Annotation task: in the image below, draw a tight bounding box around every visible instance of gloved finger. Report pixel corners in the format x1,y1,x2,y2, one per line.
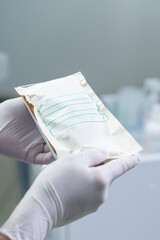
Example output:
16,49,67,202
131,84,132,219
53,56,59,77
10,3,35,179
34,151,55,164
43,143,51,153
71,148,109,167
96,154,140,183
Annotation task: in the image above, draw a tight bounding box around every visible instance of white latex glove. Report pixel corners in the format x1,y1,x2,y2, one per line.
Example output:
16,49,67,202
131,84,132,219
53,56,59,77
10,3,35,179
0,98,54,164
0,149,140,240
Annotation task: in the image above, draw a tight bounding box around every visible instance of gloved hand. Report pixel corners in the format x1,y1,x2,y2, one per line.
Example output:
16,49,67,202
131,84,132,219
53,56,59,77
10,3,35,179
0,149,140,240
0,98,54,164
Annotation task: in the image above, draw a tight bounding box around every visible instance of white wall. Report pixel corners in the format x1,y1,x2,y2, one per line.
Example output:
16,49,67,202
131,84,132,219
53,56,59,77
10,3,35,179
0,0,160,96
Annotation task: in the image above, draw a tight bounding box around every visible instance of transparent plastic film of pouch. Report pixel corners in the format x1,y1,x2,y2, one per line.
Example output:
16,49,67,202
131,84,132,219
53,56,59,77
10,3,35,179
15,72,142,160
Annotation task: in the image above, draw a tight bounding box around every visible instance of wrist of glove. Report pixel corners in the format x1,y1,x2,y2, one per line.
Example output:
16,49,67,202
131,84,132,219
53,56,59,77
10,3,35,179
0,149,140,240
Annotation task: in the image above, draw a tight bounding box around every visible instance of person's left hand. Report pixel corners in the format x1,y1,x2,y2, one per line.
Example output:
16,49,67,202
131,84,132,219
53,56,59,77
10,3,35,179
0,98,54,164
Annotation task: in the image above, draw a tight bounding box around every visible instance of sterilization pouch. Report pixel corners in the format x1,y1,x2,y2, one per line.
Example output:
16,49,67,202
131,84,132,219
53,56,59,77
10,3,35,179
15,72,142,161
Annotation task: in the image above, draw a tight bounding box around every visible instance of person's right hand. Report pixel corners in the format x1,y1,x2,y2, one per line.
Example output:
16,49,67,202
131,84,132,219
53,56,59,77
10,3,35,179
0,149,140,240
0,98,54,164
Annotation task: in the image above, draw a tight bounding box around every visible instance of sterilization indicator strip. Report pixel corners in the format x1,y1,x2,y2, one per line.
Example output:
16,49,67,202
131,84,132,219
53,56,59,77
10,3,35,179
44,108,98,126
40,98,90,115
50,118,109,138
50,112,108,131
38,91,86,111
42,102,95,121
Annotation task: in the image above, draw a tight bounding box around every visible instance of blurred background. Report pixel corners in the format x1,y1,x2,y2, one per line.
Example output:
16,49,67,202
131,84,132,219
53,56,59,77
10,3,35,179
0,0,160,239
